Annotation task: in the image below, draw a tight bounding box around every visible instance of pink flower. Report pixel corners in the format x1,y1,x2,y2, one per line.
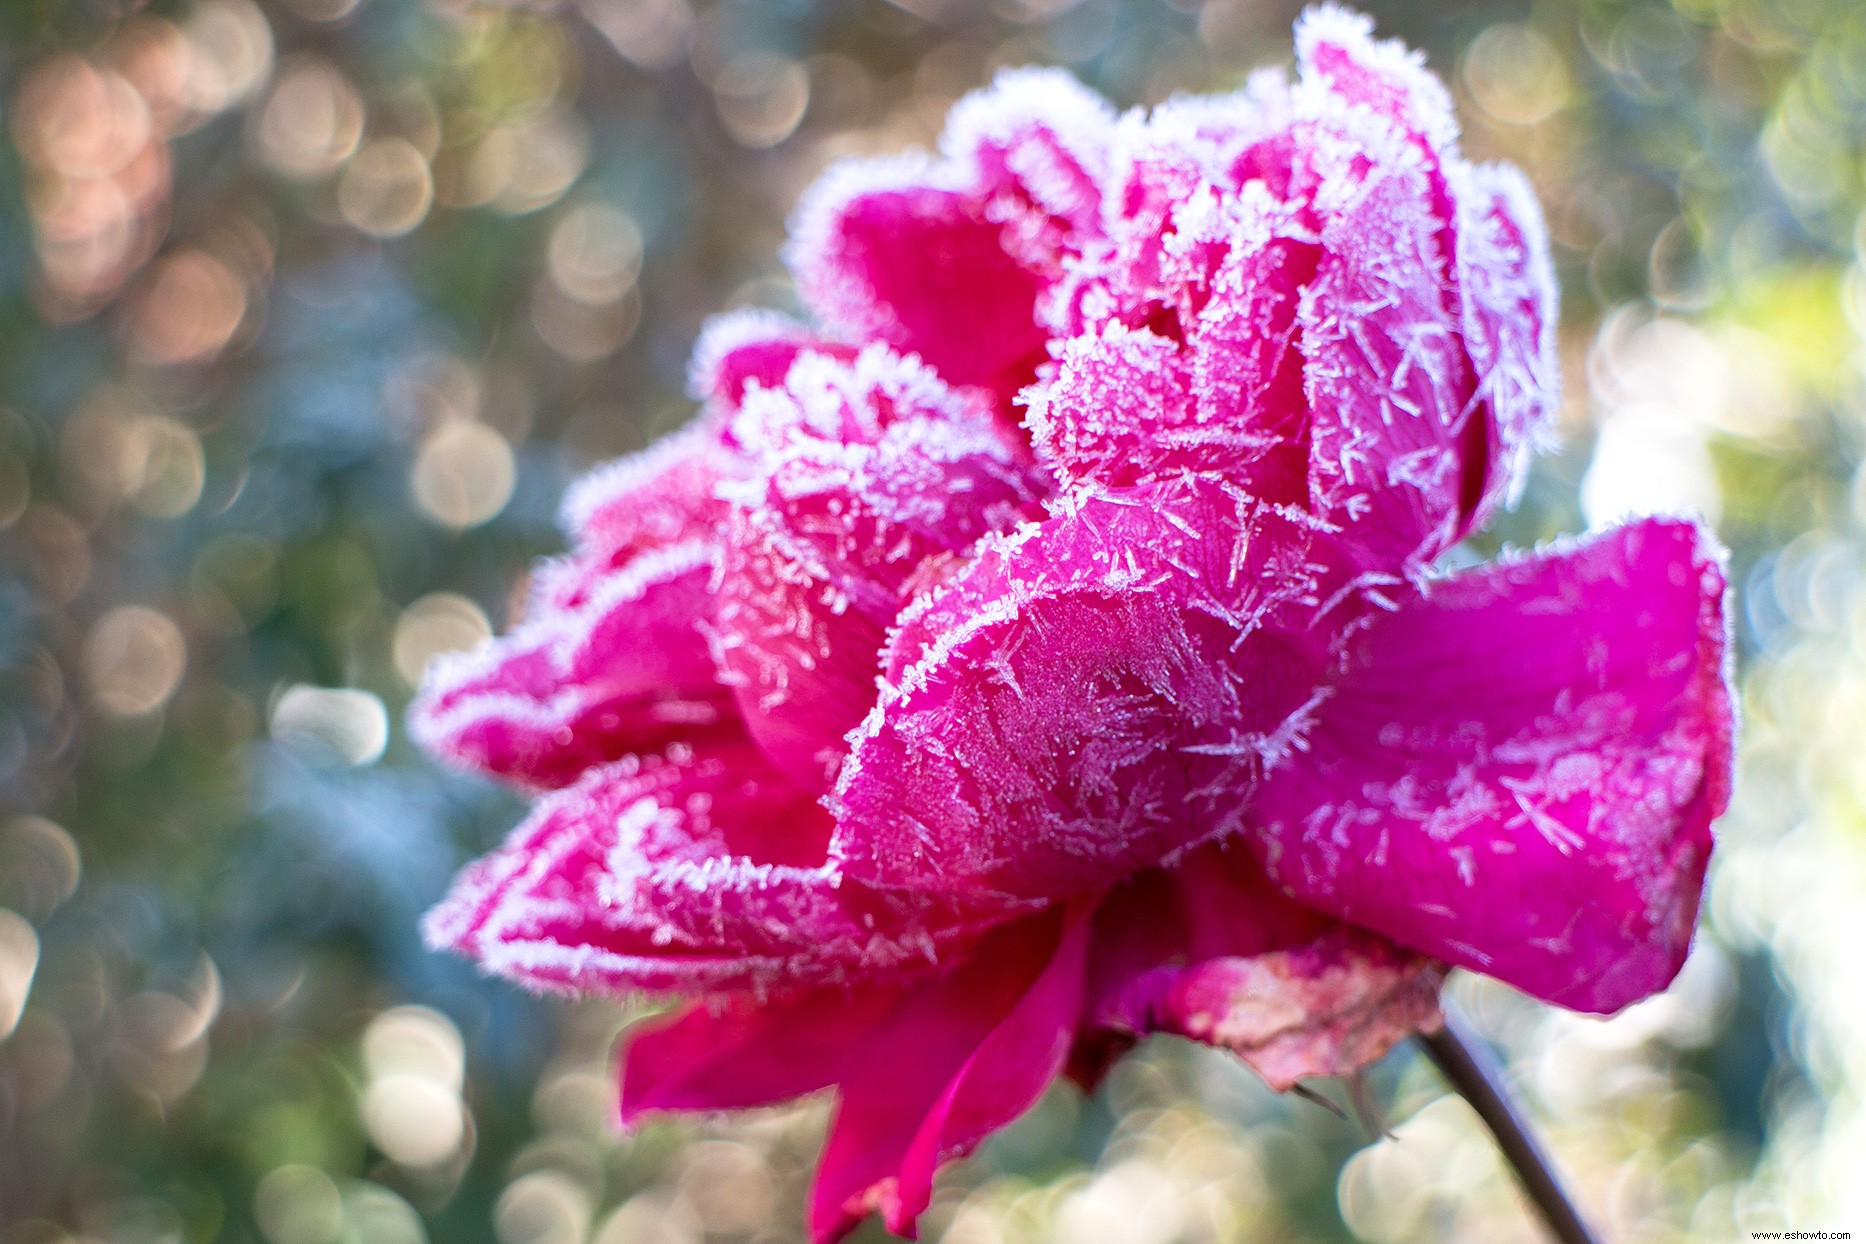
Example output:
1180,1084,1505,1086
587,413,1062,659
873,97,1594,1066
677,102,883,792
413,9,1734,1241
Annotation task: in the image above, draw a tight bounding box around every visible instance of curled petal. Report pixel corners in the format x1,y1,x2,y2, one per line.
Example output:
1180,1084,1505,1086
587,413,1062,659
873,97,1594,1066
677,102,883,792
1249,518,1732,1014
787,70,1113,401
716,348,1046,788
624,905,1094,1244
1292,110,1479,570
1451,161,1560,521
940,67,1112,246
409,540,726,790
557,403,737,560
1296,3,1559,535
810,903,1093,1243
685,307,856,414
415,415,739,789
1028,211,1317,507
1084,841,1443,1091
423,735,1015,994
1040,76,1295,340
1294,4,1458,152
834,483,1342,900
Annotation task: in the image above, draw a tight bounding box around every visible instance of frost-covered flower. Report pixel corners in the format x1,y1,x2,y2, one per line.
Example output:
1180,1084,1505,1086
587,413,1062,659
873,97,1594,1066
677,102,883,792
413,9,1734,1241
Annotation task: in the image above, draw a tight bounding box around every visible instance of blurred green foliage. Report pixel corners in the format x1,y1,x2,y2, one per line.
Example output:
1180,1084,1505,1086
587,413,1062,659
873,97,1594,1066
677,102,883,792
1,0,1864,1242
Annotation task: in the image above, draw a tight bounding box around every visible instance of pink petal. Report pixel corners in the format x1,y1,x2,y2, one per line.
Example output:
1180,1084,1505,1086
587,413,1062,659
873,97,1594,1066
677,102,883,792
1294,5,1457,151
1295,5,1558,538
1028,216,1318,507
833,482,1346,900
1291,111,1479,571
619,985,903,1121
1450,161,1560,523
423,735,1017,994
787,70,1113,403
557,403,735,562
1084,841,1443,1091
1032,15,1555,571
940,68,1112,244
414,418,738,789
1248,518,1733,1014
409,540,727,790
809,903,1093,1243
685,307,856,414
715,348,1046,789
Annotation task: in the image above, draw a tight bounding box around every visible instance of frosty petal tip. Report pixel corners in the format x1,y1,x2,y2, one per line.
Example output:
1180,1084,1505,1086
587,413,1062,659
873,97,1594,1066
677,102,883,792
1295,3,1459,152
555,418,722,539
687,307,808,392
782,151,954,336
939,64,1116,216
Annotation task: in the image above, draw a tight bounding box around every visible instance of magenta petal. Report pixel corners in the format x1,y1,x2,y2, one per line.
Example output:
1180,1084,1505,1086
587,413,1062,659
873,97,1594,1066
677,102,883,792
716,348,1046,789
1032,9,1555,570
808,903,1092,1243
1029,219,1319,505
685,307,856,414
1294,6,1458,151
1450,160,1559,523
413,419,736,789
790,162,1049,403
940,68,1112,247
408,542,726,790
1084,842,1443,1091
619,985,901,1122
1293,5,1559,540
1025,321,1196,491
1292,114,1477,570
556,415,733,566
1250,518,1733,1014
423,735,1014,994
787,70,1113,402
834,483,1342,900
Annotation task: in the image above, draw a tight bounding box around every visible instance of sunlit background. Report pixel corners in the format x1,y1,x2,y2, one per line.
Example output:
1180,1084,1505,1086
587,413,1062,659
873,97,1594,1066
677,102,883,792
0,0,1862,1241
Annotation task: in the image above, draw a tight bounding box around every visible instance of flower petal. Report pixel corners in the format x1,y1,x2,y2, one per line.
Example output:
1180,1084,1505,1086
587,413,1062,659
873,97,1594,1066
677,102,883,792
557,401,736,561
423,735,1016,994
808,903,1093,1243
1083,841,1443,1091
940,67,1112,246
414,418,736,789
716,348,1046,789
409,539,726,790
1295,5,1559,534
833,482,1344,900
1294,5,1457,151
684,307,856,413
619,985,903,1121
787,69,1113,402
1249,517,1732,1013
1031,11,1556,571
1450,160,1560,521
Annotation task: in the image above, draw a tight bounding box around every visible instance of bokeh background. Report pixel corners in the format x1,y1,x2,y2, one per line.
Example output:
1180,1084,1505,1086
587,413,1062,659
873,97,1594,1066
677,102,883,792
1,0,1862,1240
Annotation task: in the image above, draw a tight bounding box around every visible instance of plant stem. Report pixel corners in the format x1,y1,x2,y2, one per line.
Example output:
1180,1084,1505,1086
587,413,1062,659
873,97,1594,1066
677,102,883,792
1417,1001,1606,1244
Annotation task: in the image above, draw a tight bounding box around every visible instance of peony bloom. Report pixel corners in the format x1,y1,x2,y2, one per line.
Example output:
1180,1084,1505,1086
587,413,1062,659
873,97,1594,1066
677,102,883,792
413,8,1734,1241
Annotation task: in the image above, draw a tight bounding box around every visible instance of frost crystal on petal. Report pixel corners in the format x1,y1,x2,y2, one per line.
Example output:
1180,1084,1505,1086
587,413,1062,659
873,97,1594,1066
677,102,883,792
834,481,1347,899
410,420,733,789
715,346,1048,789
425,735,1017,995
1248,518,1732,1013
1030,5,1557,572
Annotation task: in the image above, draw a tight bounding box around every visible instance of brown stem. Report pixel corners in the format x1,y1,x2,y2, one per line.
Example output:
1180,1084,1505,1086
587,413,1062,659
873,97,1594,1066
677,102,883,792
1417,1001,1606,1244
